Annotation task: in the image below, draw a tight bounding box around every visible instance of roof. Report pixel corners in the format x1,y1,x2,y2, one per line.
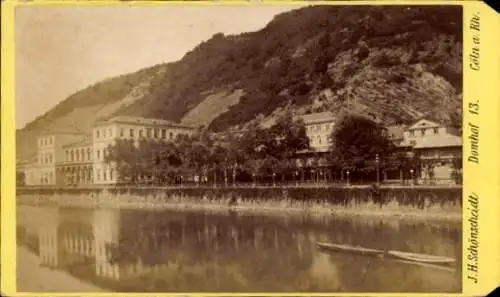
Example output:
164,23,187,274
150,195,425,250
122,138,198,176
38,129,89,136
401,133,462,149
261,111,336,128
407,118,441,130
95,116,196,130
62,138,94,149
301,112,336,125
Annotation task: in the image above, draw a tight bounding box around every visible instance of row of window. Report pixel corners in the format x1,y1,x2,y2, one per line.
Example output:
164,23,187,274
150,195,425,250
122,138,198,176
119,127,177,140
306,123,333,133
38,137,53,147
65,148,112,162
96,127,182,140
95,168,114,182
39,153,54,165
409,127,440,137
309,135,332,146
39,171,54,184
95,128,114,139
65,148,93,163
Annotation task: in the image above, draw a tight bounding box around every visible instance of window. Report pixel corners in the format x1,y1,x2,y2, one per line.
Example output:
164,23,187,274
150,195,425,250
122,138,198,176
48,154,53,164
87,149,91,161
108,128,112,137
120,128,125,137
433,127,439,134
318,136,322,144
139,129,143,138
103,171,107,181
96,130,100,138
70,150,75,162
154,128,159,138
96,170,101,181
110,169,114,181
81,149,85,161
66,150,69,162
410,130,415,136
76,150,80,161
169,132,173,140
103,129,107,138
97,150,101,160
49,137,52,145
39,139,43,147
130,128,134,138
161,129,166,139
147,128,152,138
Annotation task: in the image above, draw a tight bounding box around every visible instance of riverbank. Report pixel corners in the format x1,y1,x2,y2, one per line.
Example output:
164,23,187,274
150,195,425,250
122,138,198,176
16,185,462,221
16,245,105,292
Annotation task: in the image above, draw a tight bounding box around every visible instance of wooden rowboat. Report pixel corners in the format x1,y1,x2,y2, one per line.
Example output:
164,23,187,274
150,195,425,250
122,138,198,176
386,250,456,265
316,242,384,257
316,242,456,266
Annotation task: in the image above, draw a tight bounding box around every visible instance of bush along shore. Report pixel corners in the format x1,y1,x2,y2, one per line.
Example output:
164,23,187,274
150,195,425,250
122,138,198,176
16,186,462,221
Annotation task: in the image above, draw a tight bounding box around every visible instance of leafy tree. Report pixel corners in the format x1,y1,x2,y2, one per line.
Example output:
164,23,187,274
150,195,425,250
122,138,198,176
105,139,138,182
329,113,395,172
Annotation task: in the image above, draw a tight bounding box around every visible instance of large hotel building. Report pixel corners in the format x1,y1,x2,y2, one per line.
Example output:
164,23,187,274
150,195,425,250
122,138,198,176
20,116,196,186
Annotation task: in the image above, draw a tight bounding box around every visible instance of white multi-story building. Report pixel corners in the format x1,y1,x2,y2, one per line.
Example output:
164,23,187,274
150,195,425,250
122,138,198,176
301,111,336,152
92,116,196,184
23,131,89,186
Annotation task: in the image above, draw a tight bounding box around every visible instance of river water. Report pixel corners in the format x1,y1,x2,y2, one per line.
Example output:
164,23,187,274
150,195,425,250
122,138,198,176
16,204,461,292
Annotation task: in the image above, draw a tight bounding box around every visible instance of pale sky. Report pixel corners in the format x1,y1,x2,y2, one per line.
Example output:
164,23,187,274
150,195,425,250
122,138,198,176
15,4,304,129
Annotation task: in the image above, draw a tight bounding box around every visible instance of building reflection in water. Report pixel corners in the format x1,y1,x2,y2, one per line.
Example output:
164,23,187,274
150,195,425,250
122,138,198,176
18,204,461,292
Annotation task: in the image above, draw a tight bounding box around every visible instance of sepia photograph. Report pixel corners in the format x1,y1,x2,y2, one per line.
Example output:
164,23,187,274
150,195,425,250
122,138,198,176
13,3,463,293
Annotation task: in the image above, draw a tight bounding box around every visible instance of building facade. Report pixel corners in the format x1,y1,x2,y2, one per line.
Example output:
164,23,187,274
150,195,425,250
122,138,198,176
57,139,94,186
92,116,196,184
301,111,336,153
397,119,462,184
23,131,89,186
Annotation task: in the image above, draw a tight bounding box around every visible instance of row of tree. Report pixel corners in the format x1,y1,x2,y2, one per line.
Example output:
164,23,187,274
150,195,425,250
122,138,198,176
104,111,461,185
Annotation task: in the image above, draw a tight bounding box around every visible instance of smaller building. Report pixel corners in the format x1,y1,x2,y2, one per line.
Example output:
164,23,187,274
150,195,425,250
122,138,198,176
301,111,336,153
398,119,462,184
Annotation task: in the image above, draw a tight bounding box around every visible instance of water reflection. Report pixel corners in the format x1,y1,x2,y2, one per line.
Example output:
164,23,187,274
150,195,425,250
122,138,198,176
17,204,461,292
